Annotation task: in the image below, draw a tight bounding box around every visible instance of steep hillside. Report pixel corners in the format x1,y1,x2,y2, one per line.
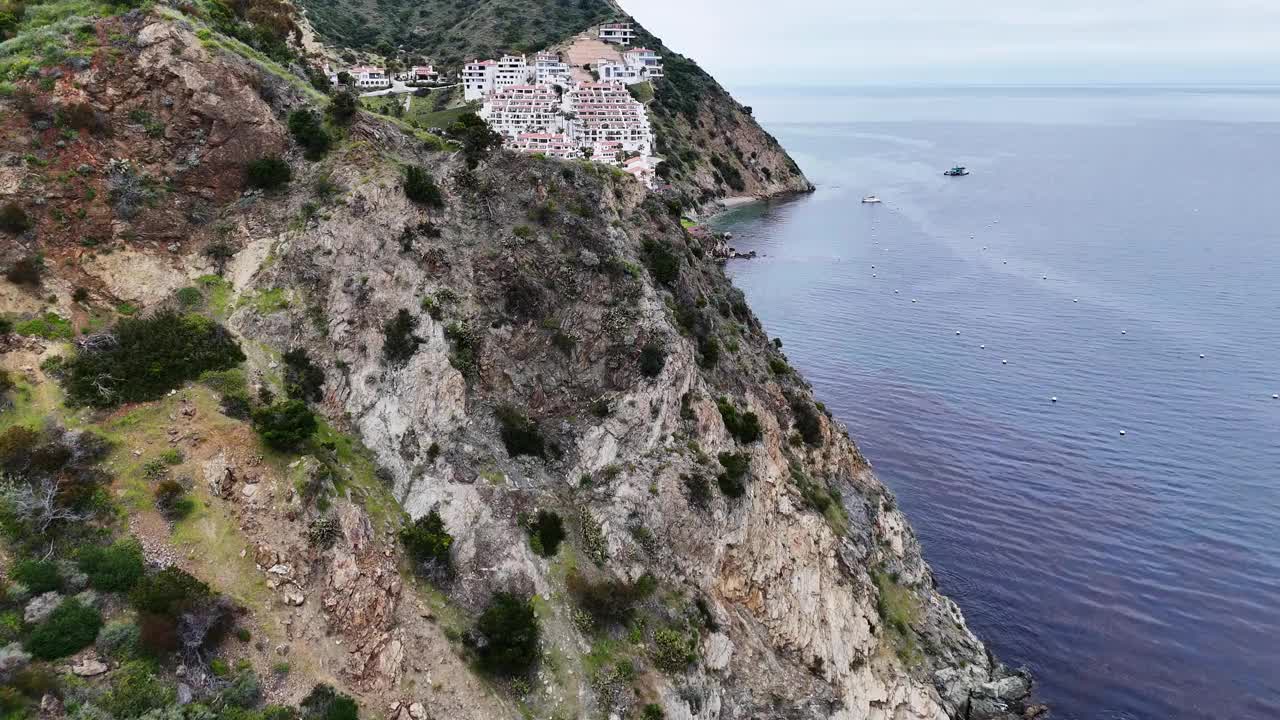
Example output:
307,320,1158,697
297,0,614,65
295,0,813,208
2,3,1039,720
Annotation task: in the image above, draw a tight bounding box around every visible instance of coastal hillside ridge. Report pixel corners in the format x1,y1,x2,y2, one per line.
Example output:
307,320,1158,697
0,2,1037,720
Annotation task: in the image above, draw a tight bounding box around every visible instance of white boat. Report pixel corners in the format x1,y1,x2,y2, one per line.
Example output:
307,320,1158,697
862,195,882,204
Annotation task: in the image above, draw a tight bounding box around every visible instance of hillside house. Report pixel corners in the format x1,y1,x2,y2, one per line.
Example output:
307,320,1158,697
623,48,663,78
408,65,438,83
599,22,635,45
566,81,652,153
348,65,389,88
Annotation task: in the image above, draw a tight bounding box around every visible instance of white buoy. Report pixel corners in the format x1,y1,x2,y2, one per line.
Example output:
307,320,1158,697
894,290,900,294
1003,260,1008,265
982,246,988,250
1042,275,1048,280
1073,299,1079,303
1272,394,1278,399
1122,330,1128,335
1120,430,1127,436
911,299,918,303
956,331,961,335
1002,359,1008,365
873,273,878,278
980,344,986,349
1199,354,1205,359
1051,396,1058,403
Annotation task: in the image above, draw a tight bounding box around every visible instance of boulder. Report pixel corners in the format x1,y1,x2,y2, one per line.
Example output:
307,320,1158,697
0,643,32,675
204,453,235,498
72,658,109,677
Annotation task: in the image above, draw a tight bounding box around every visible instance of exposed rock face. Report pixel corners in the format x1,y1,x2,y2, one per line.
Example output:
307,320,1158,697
24,592,63,625
224,132,1033,718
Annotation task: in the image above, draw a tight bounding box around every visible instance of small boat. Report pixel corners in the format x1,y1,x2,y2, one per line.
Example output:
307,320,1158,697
944,166,970,177
862,195,882,204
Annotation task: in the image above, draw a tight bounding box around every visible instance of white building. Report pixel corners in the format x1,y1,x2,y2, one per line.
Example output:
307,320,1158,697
480,85,563,138
623,48,663,78
534,51,571,87
462,60,498,101
408,65,438,83
566,81,652,154
598,22,635,45
510,132,578,160
348,65,389,89
494,54,534,91
597,58,643,85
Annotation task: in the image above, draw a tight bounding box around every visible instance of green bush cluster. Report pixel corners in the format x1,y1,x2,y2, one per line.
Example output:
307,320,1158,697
716,397,762,444
301,684,358,720
398,510,453,575
246,156,292,190
78,538,145,592
154,479,195,520
403,165,444,207
103,660,175,718
10,558,61,593
565,569,655,626
638,340,666,378
288,109,332,160
641,239,680,286
495,404,545,458
382,309,421,366
652,627,699,672
252,400,318,452
283,348,325,402
525,509,564,557
716,452,750,498
62,312,245,408
472,592,540,677
789,395,823,446
4,255,43,286
0,202,32,234
25,598,102,659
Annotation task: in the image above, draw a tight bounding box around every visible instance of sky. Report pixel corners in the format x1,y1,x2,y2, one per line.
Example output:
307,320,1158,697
619,0,1280,86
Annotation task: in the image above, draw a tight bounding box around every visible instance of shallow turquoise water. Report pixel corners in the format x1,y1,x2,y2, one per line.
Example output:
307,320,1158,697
715,86,1280,720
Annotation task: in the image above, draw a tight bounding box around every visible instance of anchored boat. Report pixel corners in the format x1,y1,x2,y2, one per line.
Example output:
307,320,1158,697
944,166,970,177
862,195,882,204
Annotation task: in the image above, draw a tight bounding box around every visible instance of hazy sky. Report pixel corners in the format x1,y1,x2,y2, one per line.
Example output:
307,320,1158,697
620,0,1280,85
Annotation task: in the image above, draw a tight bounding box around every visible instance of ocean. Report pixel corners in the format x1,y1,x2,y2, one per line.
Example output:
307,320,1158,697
711,86,1280,720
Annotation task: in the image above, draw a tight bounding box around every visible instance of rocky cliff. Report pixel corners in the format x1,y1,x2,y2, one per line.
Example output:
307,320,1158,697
1,4,1037,720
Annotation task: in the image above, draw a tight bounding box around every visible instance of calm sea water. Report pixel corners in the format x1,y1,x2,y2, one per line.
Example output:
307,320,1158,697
713,86,1280,720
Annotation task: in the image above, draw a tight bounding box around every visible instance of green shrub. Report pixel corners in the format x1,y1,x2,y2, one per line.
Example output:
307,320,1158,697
790,396,823,446
154,479,194,520
399,510,452,575
473,592,540,677
245,156,291,190
301,684,358,720
102,661,174,718
642,704,664,720
641,239,680,286
97,621,142,660
176,286,203,306
10,558,62,593
403,165,443,207
283,348,325,402
652,627,698,672
526,510,564,557
447,113,501,167
495,404,544,458
769,357,790,376
382,309,421,366
61,312,244,408
78,539,145,592
683,473,713,508
25,598,102,659
252,400,318,452
14,312,73,339
0,202,32,234
129,566,211,617
717,452,749,498
716,397,761,444
565,569,654,626
219,667,262,709
288,109,333,159
327,92,358,126
639,340,666,378
5,256,44,286
307,516,341,549
697,335,720,369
